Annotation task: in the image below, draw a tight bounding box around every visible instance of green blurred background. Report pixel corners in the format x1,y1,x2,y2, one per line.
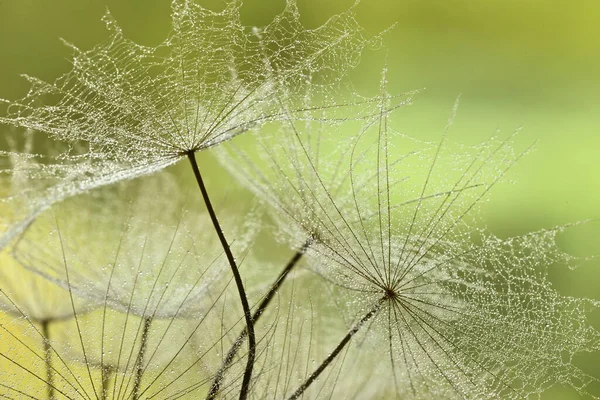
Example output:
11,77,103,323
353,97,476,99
0,0,598,398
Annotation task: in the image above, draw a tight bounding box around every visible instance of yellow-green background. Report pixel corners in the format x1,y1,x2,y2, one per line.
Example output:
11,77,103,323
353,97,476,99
0,0,598,398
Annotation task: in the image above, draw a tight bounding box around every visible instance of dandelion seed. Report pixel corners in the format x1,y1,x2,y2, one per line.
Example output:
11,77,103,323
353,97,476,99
0,0,379,248
0,251,92,324
0,251,96,400
219,89,600,398
1,170,273,399
0,284,252,399
12,170,256,320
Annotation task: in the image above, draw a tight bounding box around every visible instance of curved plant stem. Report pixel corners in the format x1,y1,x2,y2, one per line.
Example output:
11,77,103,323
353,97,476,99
132,316,152,400
187,151,255,400
287,298,384,400
41,319,54,400
206,238,312,399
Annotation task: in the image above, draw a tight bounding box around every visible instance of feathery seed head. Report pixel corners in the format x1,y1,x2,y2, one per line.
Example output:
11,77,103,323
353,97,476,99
218,96,600,398
0,0,378,249
12,170,256,319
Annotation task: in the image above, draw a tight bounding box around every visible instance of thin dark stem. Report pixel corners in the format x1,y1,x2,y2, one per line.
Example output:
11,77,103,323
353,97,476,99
206,238,312,400
100,365,115,400
287,298,384,400
41,319,54,400
187,151,255,400
132,317,152,400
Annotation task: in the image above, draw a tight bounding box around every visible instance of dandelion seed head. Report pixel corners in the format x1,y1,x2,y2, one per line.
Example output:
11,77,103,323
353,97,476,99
12,170,258,319
0,0,378,249
0,249,93,322
1,168,267,399
219,98,600,399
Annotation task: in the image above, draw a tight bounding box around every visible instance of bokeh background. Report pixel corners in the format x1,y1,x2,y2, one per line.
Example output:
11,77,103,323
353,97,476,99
0,0,598,398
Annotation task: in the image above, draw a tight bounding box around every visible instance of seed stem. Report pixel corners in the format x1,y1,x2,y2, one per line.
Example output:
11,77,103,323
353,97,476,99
187,151,255,400
100,364,115,400
206,238,312,399
41,319,54,400
132,316,152,400
287,298,384,400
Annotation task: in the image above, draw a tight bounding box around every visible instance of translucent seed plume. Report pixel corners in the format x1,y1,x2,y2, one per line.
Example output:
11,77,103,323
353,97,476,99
0,0,380,249
218,95,600,399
